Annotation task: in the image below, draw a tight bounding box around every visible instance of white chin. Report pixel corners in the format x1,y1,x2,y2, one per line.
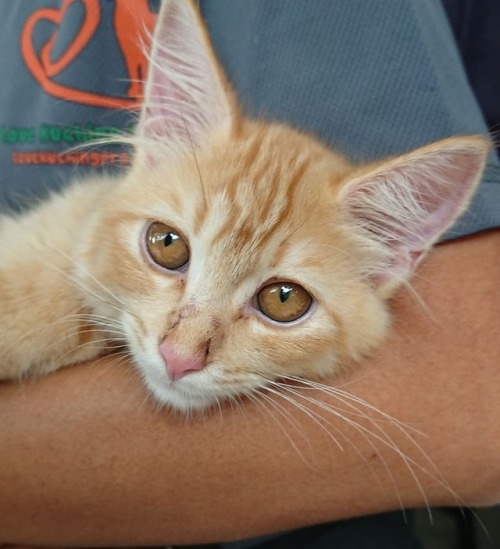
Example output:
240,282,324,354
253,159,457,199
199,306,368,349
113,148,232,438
140,368,220,412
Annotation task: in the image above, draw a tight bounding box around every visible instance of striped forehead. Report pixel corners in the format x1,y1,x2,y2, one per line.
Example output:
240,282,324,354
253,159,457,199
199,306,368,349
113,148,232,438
202,145,311,264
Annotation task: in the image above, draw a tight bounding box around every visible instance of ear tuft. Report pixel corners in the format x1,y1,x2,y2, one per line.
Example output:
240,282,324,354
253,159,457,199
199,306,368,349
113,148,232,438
137,0,234,150
338,136,489,292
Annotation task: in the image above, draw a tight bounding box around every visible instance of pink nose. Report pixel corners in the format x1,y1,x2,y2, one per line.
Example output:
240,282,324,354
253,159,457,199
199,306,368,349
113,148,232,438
159,341,205,381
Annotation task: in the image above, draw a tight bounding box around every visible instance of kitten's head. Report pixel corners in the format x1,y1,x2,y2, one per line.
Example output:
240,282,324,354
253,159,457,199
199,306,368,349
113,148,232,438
79,0,488,411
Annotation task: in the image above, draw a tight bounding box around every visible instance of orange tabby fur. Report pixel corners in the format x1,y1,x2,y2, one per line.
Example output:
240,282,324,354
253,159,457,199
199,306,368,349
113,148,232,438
0,0,488,411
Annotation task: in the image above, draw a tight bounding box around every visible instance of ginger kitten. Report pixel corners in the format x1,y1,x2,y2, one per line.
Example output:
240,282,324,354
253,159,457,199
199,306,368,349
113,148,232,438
0,0,488,412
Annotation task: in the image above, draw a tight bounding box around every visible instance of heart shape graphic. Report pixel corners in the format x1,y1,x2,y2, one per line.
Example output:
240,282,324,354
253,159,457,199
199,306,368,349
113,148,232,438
21,0,139,109
38,0,100,78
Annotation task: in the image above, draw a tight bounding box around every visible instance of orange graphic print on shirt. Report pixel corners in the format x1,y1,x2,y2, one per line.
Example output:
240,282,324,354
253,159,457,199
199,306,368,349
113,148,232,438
21,0,157,109
115,1,157,99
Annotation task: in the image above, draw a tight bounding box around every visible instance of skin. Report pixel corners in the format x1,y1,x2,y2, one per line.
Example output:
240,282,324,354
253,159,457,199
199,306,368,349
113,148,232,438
0,230,499,547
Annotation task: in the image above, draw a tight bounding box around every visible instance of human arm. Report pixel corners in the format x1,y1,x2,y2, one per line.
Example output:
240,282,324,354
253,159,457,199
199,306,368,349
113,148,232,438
0,229,498,547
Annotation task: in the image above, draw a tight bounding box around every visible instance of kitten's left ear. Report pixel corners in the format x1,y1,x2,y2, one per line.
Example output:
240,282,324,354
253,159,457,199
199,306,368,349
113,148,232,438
137,0,235,150
338,136,489,294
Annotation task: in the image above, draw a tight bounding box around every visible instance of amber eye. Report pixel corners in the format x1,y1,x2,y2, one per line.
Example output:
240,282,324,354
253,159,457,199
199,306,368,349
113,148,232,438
146,222,189,270
257,282,312,323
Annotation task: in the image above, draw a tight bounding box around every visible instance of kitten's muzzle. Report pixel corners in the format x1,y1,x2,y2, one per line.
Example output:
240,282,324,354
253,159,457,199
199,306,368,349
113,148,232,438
159,339,206,381
160,302,219,380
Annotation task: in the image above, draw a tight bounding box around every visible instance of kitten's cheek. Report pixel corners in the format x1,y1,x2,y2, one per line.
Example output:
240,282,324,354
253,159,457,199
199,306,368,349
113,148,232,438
120,320,165,381
130,344,170,390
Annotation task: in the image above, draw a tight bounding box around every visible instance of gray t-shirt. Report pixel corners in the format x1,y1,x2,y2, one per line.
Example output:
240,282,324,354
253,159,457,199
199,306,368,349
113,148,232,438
0,0,499,241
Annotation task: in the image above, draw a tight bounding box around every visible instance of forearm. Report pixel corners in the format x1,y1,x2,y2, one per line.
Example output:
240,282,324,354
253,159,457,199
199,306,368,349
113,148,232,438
0,230,499,546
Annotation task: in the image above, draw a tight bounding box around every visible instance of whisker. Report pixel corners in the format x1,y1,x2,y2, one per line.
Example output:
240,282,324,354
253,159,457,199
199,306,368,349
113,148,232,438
41,243,136,319
273,376,468,520
263,384,344,452
282,376,425,436
270,381,405,513
46,243,130,310
253,391,313,467
304,382,452,495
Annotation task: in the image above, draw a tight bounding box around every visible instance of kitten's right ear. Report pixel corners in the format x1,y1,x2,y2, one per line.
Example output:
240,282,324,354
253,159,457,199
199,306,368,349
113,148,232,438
137,0,235,152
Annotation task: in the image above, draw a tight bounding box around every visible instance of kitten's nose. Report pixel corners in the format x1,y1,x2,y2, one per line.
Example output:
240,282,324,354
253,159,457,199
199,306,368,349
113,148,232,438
159,341,205,381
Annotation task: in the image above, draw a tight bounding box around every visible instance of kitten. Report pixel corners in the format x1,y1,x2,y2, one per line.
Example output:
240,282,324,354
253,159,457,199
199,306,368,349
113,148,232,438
0,0,488,412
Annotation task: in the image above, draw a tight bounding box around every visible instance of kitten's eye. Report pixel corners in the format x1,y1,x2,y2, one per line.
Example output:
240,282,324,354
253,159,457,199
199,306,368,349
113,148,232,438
257,282,312,323
146,222,189,270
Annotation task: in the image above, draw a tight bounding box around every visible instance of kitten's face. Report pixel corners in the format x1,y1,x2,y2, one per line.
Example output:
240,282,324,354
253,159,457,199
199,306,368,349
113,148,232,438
79,122,389,411
76,0,486,412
